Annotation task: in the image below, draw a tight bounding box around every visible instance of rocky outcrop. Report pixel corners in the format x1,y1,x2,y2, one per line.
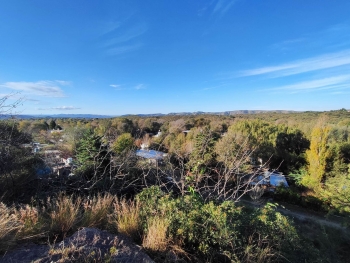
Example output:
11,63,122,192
0,228,154,263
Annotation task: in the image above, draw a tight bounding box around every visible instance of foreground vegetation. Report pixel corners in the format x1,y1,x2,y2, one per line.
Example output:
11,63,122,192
1,187,349,262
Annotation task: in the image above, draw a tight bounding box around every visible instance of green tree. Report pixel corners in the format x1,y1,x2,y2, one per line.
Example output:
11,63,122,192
49,119,57,130
273,130,310,174
215,130,252,172
187,127,217,173
112,133,134,154
75,130,109,177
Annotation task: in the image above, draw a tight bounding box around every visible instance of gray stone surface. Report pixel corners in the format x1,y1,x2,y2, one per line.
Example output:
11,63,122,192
0,228,154,263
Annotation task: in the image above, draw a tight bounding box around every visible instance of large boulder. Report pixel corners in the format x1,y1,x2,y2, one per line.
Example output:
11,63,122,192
0,228,154,263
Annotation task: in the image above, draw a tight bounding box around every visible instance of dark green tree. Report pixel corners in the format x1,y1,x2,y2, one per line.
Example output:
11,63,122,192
273,130,310,174
75,130,110,178
49,119,57,130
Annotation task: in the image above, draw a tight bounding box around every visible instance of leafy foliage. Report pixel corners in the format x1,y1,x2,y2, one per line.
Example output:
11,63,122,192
112,133,134,154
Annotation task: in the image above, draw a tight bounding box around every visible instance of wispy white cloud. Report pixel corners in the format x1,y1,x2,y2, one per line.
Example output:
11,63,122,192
101,19,147,56
270,38,306,52
110,83,146,91
269,75,350,93
330,91,350,95
104,24,147,47
106,44,142,56
213,0,237,15
38,106,80,110
134,84,146,90
239,49,350,77
100,21,121,36
25,98,40,102
110,84,126,90
0,80,69,97
52,106,80,110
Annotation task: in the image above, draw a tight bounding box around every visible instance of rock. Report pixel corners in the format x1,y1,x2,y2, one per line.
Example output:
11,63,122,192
0,228,154,263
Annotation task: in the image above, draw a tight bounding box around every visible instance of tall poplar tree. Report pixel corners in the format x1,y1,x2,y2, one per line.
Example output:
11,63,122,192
302,124,331,189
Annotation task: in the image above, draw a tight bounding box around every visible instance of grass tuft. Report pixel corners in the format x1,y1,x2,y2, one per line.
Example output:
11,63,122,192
0,202,22,253
81,193,115,229
111,199,141,241
142,216,169,252
48,193,82,237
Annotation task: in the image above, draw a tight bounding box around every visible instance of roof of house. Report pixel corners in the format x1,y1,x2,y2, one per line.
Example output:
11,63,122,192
136,149,166,160
250,172,289,187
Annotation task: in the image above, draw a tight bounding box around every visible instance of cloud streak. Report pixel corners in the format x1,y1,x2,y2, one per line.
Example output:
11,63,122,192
101,20,147,56
134,84,146,90
0,80,69,97
106,44,142,56
213,0,237,15
269,75,350,93
110,83,146,91
240,49,350,77
38,106,80,110
52,106,80,110
104,24,147,47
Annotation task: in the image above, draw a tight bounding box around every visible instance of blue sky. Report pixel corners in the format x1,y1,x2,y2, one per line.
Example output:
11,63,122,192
1,0,350,115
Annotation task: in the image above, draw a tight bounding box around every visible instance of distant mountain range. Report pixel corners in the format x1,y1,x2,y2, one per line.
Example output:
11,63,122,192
124,110,301,117
0,114,114,119
0,110,302,119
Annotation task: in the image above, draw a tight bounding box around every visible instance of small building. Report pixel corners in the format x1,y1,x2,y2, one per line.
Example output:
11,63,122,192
154,130,162,138
250,171,289,192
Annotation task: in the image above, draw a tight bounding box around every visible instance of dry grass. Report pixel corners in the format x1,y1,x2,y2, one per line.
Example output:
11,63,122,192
111,199,141,241
14,204,43,239
142,216,169,252
48,242,117,262
81,193,115,229
0,202,22,253
48,193,82,237
241,235,275,263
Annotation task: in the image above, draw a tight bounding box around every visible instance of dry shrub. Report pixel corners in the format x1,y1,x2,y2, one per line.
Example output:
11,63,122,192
111,199,141,241
15,204,42,239
48,193,82,237
81,193,115,228
142,216,169,252
0,202,22,253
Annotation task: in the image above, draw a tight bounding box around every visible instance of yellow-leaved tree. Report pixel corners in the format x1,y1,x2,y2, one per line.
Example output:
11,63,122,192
302,122,331,190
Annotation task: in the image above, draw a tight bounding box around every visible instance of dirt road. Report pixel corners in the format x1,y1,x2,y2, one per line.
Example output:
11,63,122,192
238,198,349,231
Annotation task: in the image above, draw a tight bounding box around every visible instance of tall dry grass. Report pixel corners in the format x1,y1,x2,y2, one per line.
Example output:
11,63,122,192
111,199,141,241
142,216,169,252
15,204,44,239
81,193,116,229
48,193,82,237
0,202,22,253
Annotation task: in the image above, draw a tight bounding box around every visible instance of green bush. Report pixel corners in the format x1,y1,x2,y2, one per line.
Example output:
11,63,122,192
135,186,314,262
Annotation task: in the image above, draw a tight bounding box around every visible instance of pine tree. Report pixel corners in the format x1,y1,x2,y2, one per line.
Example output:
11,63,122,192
75,130,109,177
